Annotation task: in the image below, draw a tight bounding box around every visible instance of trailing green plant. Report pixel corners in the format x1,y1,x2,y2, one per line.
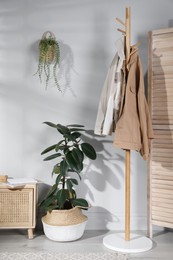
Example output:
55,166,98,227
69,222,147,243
34,31,61,91
40,122,97,212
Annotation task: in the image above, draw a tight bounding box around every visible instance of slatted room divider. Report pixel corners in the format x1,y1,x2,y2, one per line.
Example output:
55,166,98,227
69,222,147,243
148,28,173,237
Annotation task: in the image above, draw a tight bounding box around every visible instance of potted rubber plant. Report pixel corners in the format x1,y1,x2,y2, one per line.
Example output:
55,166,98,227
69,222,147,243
34,31,61,91
40,122,97,241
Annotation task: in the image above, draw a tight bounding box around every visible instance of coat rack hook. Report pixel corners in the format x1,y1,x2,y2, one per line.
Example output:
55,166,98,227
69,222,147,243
116,17,126,26
117,28,126,35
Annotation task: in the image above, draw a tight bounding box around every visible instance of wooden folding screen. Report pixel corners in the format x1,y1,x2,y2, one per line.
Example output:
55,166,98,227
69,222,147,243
148,28,173,238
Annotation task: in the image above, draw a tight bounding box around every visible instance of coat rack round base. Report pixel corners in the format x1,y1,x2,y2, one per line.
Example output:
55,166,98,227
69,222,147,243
103,233,153,253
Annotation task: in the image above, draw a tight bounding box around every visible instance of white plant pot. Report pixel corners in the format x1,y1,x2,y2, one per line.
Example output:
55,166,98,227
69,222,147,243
41,207,88,242
42,219,87,242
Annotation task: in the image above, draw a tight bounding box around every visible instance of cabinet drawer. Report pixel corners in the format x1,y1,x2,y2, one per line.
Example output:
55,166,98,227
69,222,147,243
0,188,33,227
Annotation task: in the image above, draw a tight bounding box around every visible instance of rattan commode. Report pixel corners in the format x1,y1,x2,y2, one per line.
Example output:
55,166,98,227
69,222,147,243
0,183,37,239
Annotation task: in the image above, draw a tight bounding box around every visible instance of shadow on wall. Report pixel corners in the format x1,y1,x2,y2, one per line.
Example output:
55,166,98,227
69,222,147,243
58,40,75,96
169,19,173,27
151,49,172,170
137,35,148,96
36,182,51,230
140,30,172,171
31,39,75,95
84,206,120,231
76,129,125,202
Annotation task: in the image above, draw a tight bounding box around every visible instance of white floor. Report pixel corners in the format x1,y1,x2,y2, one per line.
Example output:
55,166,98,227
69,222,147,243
0,229,173,259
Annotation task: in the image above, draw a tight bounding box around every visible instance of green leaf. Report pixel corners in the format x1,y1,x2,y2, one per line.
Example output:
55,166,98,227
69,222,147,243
60,160,69,176
67,124,84,128
52,164,60,175
45,184,57,198
55,140,65,152
74,147,84,163
56,124,70,135
69,128,85,132
69,178,78,185
71,198,89,209
64,133,78,142
43,121,57,128
41,144,56,155
56,189,69,209
43,153,61,161
66,150,83,173
63,147,70,155
72,132,81,139
81,143,96,160
46,204,59,211
66,151,78,171
66,179,73,192
56,173,63,185
58,145,67,150
75,172,82,181
69,189,76,199
39,195,57,211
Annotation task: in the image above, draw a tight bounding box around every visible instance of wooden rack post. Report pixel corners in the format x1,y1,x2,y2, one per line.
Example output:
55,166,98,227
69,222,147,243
116,7,131,241
125,7,131,242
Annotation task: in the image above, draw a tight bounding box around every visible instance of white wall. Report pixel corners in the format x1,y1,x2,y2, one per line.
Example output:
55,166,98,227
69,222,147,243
0,0,173,230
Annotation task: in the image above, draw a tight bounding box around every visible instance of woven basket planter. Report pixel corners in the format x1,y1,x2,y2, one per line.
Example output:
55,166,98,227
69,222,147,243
42,207,88,241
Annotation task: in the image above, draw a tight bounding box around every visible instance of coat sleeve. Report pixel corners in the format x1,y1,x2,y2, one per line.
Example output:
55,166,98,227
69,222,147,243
94,54,118,135
137,57,154,160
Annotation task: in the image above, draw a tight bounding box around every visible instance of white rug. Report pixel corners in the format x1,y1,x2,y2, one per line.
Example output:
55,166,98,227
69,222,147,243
0,251,129,260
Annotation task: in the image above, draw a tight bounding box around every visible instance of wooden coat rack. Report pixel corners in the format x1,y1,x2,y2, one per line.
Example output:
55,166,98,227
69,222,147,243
103,7,153,253
116,6,131,242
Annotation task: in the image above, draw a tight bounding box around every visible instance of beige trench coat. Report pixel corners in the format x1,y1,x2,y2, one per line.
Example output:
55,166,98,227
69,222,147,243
114,47,153,160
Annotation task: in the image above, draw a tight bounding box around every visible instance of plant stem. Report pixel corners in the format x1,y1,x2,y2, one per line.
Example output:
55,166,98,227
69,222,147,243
62,176,65,189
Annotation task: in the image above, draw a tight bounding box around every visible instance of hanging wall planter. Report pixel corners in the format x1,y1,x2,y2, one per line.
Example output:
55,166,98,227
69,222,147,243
35,31,61,91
